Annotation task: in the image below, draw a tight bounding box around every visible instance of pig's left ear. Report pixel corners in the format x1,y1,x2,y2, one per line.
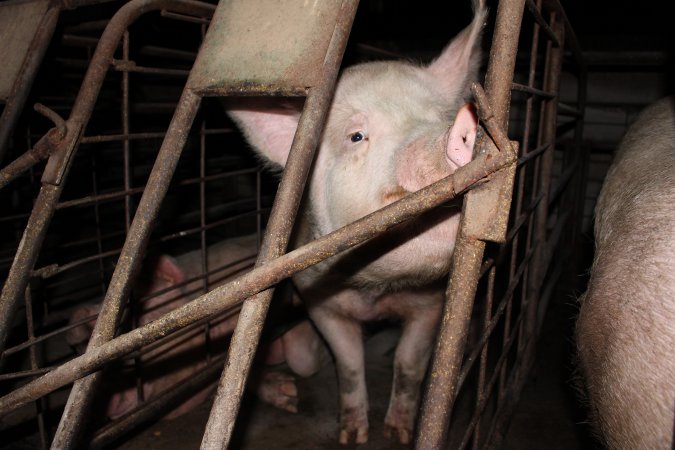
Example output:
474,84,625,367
426,0,487,100
226,99,302,168
447,103,478,167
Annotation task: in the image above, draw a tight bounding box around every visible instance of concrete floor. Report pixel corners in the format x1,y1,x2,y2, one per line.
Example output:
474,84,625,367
0,284,597,450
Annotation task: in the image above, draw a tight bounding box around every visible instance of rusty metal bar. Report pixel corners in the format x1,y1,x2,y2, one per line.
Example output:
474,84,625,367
0,0,216,356
23,288,49,449
0,104,66,190
524,0,560,48
199,2,360,448
0,2,60,163
416,0,526,447
511,82,555,99
525,14,564,344
0,138,515,417
51,89,202,448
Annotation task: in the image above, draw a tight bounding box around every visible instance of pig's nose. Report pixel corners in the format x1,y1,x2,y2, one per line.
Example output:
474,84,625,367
446,141,473,168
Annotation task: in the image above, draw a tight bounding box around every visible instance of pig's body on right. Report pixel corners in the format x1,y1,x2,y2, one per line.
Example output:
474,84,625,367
576,97,675,450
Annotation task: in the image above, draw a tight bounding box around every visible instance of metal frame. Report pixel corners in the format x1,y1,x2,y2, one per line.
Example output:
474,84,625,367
0,0,586,448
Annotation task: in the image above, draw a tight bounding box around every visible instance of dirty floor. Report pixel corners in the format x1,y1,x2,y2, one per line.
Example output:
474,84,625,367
109,294,595,450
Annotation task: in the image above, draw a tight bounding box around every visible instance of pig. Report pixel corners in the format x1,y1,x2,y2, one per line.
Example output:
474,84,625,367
226,0,487,444
575,97,675,450
67,234,329,420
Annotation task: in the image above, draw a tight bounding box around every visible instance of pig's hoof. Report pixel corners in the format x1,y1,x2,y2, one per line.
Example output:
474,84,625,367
338,408,369,445
338,426,368,445
383,423,412,444
254,369,298,413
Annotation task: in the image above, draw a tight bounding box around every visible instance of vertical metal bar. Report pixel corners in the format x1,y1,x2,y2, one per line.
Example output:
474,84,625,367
0,3,60,163
470,266,496,449
525,14,564,342
51,87,202,449
24,288,49,450
0,0,215,356
199,2,359,448
416,0,526,447
122,31,133,233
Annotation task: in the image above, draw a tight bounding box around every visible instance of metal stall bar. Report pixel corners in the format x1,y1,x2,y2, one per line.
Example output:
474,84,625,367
199,4,359,448
0,0,215,355
416,0,525,447
0,1,214,447
0,136,516,416
525,13,565,350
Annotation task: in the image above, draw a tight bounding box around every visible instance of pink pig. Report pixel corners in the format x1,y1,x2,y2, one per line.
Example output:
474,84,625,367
67,234,328,420
576,97,675,450
226,0,486,444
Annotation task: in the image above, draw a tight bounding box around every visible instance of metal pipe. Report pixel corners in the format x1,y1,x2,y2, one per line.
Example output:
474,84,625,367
51,88,202,449
200,2,359,447
416,0,526,446
0,143,516,417
526,15,564,341
0,0,216,355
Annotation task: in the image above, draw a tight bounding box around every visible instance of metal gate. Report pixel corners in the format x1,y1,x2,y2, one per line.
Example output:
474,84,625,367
0,0,586,448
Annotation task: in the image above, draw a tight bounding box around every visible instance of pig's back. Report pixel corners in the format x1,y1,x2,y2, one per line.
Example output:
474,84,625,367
576,97,675,450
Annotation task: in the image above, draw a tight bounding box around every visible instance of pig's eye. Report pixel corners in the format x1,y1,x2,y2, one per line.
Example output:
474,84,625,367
349,131,367,143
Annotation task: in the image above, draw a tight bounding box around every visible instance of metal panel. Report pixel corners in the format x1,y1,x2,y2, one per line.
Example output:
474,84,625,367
0,0,50,101
188,0,347,96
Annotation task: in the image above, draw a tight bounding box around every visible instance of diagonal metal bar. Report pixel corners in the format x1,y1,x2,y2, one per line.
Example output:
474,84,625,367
0,142,516,418
199,2,360,447
416,0,526,447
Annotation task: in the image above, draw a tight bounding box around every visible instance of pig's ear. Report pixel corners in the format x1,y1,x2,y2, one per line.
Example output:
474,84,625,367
226,99,302,168
154,255,186,286
446,103,478,167
427,0,487,100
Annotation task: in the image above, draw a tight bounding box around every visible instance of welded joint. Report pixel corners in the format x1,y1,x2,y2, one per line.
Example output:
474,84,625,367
471,82,518,159
41,120,83,186
0,105,70,190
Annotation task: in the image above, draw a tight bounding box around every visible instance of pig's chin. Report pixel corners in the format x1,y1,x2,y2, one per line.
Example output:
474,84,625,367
339,205,462,289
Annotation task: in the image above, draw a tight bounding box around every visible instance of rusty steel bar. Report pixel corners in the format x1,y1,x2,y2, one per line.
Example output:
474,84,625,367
0,140,516,417
416,0,526,447
526,14,564,343
0,103,66,189
0,0,216,356
199,2,360,448
0,3,60,164
23,288,49,449
471,266,496,449
51,89,202,448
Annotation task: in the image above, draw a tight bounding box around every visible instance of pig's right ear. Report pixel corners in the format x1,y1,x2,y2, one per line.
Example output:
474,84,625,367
226,99,302,168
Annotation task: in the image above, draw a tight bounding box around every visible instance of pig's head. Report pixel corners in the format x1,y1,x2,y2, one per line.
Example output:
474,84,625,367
229,1,486,286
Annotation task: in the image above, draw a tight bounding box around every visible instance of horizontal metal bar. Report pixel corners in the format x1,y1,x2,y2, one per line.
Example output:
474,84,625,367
511,82,555,99
0,146,516,416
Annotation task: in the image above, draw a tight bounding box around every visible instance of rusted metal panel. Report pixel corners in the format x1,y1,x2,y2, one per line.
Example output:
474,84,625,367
187,0,347,96
0,0,50,101
0,141,515,416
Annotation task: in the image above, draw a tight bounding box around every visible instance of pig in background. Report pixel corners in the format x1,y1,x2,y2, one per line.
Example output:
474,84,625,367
67,234,329,421
575,97,675,450
226,0,486,444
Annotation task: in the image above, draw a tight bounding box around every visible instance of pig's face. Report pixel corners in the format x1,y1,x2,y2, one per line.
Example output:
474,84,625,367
305,61,478,285
228,1,485,286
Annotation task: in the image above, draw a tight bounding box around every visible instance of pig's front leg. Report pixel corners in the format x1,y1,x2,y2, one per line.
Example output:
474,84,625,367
308,297,369,445
384,295,442,444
